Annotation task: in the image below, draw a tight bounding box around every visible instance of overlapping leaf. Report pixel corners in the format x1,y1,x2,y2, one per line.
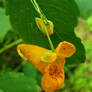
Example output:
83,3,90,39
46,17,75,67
0,8,11,43
0,72,40,92
23,62,37,78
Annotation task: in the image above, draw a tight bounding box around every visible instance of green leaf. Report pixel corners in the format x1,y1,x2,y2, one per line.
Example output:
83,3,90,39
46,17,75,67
0,72,40,92
23,62,37,78
7,0,85,64
0,89,4,92
75,0,92,19
0,8,11,43
0,0,2,2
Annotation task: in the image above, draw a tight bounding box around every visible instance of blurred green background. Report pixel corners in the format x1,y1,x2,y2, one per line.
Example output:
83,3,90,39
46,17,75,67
0,0,92,92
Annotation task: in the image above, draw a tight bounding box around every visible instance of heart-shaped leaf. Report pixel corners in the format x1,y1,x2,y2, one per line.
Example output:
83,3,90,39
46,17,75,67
7,0,85,64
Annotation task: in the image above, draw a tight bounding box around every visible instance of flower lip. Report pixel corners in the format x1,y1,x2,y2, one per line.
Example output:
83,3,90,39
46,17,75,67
46,62,64,78
41,63,65,92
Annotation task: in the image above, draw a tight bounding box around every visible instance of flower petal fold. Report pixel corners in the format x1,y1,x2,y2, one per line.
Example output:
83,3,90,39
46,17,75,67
56,41,76,57
17,44,51,73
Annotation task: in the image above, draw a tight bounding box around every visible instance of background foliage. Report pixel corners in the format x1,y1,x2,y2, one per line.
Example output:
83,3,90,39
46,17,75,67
75,0,92,19
0,0,92,92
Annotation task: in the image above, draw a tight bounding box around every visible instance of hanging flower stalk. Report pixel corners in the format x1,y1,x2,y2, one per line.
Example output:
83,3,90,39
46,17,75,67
17,0,76,92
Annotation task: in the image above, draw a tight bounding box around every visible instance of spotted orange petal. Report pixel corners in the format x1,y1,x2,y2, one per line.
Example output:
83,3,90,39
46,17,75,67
41,62,64,92
56,41,76,58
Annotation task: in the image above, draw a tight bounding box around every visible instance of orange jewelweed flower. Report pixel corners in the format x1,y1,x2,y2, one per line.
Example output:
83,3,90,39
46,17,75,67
17,41,76,92
35,17,54,35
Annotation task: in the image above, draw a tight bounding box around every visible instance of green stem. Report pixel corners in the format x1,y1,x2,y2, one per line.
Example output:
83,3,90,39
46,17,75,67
0,39,22,54
41,15,55,52
30,0,55,52
31,0,49,25
31,0,48,23
31,0,41,14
